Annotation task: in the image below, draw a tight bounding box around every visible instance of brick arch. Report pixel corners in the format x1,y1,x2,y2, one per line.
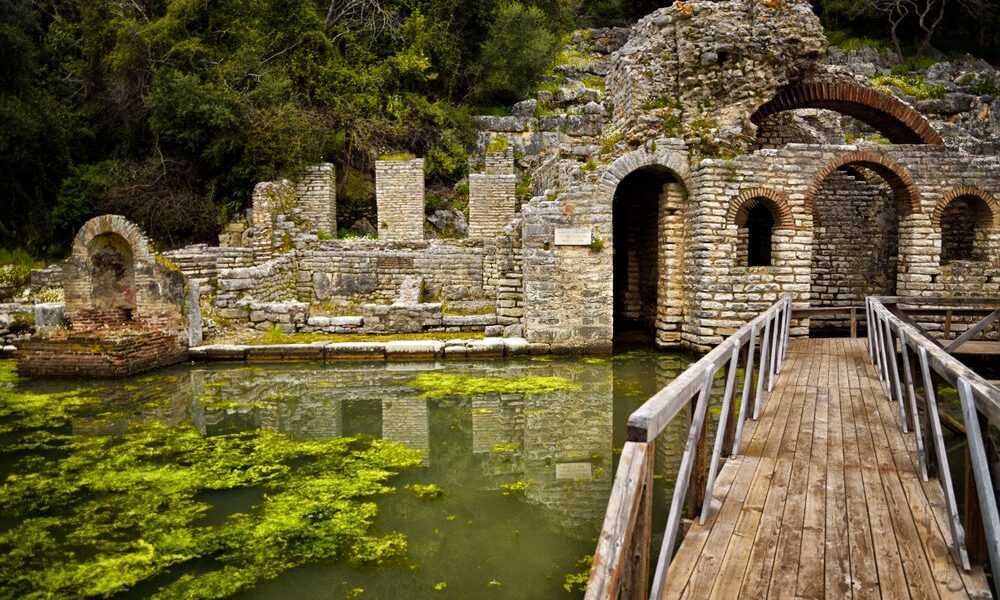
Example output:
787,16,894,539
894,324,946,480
806,151,921,217
728,188,795,229
71,214,154,264
600,145,693,194
931,187,1000,229
751,80,944,145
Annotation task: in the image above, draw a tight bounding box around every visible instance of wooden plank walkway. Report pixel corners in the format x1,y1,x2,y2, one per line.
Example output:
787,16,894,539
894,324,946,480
662,337,992,599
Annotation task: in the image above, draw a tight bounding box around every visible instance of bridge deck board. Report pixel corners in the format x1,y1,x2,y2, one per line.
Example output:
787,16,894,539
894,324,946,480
661,337,991,599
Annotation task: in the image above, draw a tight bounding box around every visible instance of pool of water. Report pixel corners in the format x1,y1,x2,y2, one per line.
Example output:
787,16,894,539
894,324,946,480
0,349,709,599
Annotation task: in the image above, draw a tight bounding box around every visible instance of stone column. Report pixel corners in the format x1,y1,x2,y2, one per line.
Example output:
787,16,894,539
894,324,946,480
469,150,517,238
251,181,285,262
296,163,336,235
657,181,686,345
376,158,425,241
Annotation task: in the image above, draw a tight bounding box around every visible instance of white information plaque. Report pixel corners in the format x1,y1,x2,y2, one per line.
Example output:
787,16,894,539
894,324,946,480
553,227,592,246
555,462,593,480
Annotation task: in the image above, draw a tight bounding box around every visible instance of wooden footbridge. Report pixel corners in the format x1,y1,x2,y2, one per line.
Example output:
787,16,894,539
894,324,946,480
587,296,1000,599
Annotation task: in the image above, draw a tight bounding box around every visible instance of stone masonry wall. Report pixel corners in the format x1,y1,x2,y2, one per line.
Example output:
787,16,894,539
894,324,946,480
679,144,999,346
299,239,487,304
605,1,825,152
376,159,424,241
215,255,297,320
469,150,517,238
522,186,613,351
810,170,898,315
295,163,336,235
657,182,688,345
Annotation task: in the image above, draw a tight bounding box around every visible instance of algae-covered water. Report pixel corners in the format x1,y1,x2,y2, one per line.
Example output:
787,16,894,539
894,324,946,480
0,350,707,599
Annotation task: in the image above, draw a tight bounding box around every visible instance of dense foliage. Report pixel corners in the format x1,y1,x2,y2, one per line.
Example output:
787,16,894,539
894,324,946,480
0,0,996,257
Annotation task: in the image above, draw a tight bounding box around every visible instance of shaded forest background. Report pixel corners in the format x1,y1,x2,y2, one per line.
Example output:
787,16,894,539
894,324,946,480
1,0,998,258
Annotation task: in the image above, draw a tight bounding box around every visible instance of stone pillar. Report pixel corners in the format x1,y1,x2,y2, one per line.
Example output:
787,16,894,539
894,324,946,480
657,182,686,345
296,163,336,235
251,181,284,262
469,150,517,238
376,158,425,241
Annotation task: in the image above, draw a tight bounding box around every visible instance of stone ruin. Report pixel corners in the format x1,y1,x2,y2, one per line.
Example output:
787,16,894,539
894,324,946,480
16,215,193,376
10,0,999,361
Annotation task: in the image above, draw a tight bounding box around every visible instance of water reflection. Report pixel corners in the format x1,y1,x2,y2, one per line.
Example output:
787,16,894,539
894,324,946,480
55,351,701,598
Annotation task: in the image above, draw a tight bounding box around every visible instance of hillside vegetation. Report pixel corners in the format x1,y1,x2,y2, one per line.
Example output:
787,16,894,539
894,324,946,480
0,0,996,256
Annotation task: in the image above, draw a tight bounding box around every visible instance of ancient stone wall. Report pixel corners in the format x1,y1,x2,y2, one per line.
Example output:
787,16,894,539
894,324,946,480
295,163,336,235
300,240,488,304
605,1,825,152
17,329,187,377
469,150,517,238
810,170,899,308
63,215,187,334
376,159,424,241
215,255,297,320
522,186,613,351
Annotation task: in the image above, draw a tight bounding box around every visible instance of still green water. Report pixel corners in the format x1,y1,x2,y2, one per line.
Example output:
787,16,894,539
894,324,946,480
0,349,705,599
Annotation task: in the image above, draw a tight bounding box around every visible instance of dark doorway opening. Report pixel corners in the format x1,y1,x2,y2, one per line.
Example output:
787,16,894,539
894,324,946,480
612,166,678,344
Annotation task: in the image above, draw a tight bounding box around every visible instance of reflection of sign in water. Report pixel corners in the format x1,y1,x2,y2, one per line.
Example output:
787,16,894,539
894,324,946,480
553,227,592,246
555,462,593,480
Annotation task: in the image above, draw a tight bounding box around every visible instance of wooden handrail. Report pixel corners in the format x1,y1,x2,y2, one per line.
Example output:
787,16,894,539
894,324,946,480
588,296,794,600
867,296,1000,579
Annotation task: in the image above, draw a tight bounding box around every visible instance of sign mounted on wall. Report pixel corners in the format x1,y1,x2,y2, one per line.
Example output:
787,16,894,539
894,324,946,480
553,227,593,246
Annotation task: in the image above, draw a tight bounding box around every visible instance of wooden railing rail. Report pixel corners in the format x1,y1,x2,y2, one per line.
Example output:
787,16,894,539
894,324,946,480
587,295,793,600
866,296,1000,578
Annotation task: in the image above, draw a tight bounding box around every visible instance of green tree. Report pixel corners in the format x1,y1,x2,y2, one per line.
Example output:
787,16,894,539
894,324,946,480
476,2,559,103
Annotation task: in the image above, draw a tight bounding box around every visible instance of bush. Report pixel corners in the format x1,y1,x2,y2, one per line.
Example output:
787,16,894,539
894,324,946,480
477,3,560,103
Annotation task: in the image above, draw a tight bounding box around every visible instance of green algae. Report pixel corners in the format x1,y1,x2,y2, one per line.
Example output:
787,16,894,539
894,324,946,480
405,483,444,499
408,373,578,399
0,371,424,599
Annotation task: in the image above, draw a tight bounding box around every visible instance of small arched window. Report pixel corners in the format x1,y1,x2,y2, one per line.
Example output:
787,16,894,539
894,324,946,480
940,195,992,263
745,204,774,267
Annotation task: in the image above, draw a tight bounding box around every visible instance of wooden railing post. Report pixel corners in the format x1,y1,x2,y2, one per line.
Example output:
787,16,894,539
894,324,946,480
722,344,745,457
733,326,757,456
620,442,654,600
689,391,710,520
959,379,1000,577
753,318,771,420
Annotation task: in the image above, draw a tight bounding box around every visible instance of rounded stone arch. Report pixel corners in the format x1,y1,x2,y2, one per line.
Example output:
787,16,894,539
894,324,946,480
931,186,1000,229
70,214,154,264
728,188,795,229
805,151,921,217
600,145,694,195
751,80,944,145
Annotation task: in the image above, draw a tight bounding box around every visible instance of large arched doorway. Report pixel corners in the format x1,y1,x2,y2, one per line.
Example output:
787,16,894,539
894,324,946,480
806,154,918,335
612,165,686,345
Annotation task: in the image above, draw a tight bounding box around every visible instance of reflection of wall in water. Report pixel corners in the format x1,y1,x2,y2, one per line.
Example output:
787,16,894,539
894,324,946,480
259,396,343,440
523,363,614,538
653,355,691,488
71,370,193,436
382,398,430,464
472,396,525,479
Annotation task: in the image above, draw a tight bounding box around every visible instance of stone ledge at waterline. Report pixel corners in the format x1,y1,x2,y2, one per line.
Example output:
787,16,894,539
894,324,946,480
188,337,549,362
